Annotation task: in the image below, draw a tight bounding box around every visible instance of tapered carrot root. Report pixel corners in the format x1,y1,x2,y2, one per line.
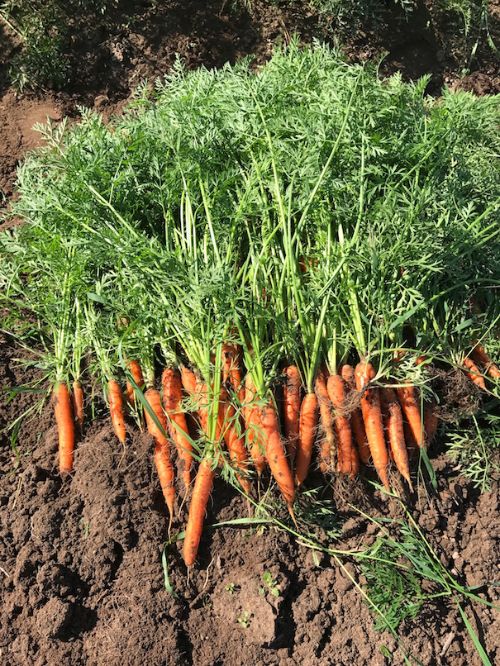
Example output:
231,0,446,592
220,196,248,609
260,402,295,508
355,362,390,490
315,373,335,473
295,392,319,486
341,365,370,464
222,343,245,402
183,456,215,567
181,365,198,397
244,374,266,475
108,379,126,445
72,380,84,430
54,382,75,474
327,374,359,477
221,398,251,495
381,388,412,488
396,385,425,448
125,360,145,405
145,387,175,521
162,368,193,490
462,357,487,390
283,365,301,462
471,344,500,379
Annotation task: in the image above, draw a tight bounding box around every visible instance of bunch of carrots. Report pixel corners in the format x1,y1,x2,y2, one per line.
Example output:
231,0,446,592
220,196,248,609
52,341,499,567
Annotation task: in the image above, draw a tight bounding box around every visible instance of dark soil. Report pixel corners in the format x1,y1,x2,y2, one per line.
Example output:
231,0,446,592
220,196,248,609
0,2,499,663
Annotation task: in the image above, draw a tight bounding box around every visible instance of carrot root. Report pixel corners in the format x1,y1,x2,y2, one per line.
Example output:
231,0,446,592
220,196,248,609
54,382,75,474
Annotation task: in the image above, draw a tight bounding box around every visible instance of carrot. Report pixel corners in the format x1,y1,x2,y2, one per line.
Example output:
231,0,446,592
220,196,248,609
283,365,301,462
424,402,439,444
315,372,335,473
144,387,175,522
471,343,500,379
222,343,245,402
162,368,193,491
295,392,319,485
341,365,370,464
327,373,359,477
355,362,390,490
183,456,215,567
125,360,145,405
108,379,126,445
396,384,425,449
72,380,84,430
243,373,266,475
53,382,75,474
381,388,412,488
462,357,487,390
180,365,198,397
221,395,251,495
260,402,295,508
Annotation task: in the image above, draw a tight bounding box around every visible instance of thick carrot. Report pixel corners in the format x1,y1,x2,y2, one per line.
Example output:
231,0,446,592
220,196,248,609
72,380,84,430
183,456,215,567
125,360,145,405
462,357,487,390
53,382,75,474
144,387,175,522
355,362,390,490
283,365,301,462
381,388,411,488
243,373,266,474
396,385,425,448
327,373,359,477
162,368,193,491
315,372,335,473
260,402,295,507
341,364,370,464
108,379,126,444
222,343,245,402
471,343,500,379
295,392,319,486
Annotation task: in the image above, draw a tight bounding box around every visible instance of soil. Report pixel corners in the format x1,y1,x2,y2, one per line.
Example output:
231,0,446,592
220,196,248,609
0,1,499,664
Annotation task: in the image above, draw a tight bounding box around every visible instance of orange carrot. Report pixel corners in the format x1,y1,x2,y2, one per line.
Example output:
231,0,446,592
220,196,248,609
471,343,500,379
72,380,84,430
221,395,251,495
283,365,301,461
396,384,425,448
315,372,335,473
181,365,198,397
144,387,175,522
381,387,411,487
260,402,295,508
341,364,370,464
53,382,75,474
125,360,145,405
222,343,245,402
162,368,193,491
244,373,266,474
108,379,126,444
294,392,319,486
183,456,215,567
462,357,487,390
328,373,359,477
355,362,390,490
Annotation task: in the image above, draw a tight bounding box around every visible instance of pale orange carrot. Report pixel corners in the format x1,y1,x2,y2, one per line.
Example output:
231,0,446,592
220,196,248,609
108,379,126,444
315,372,335,473
183,456,215,567
471,343,500,379
396,385,425,448
327,373,359,478
462,357,487,390
53,382,75,474
295,392,319,485
341,364,370,464
283,365,301,461
125,360,145,405
162,367,193,491
72,380,84,430
381,387,412,488
260,402,295,508
355,362,390,490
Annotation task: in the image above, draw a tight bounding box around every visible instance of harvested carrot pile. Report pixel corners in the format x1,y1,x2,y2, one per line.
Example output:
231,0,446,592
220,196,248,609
0,44,498,569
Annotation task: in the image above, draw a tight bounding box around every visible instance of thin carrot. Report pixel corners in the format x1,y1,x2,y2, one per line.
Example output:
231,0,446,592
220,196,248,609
108,379,126,445
381,387,412,488
283,365,301,462
295,392,319,486
244,373,266,474
462,357,487,390
355,362,390,490
144,387,175,523
341,364,370,464
327,372,359,477
471,343,500,379
162,368,193,491
260,401,295,508
396,384,425,448
53,382,75,474
315,372,335,473
72,380,84,430
125,360,145,405
222,343,245,402
221,394,251,495
183,456,215,567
